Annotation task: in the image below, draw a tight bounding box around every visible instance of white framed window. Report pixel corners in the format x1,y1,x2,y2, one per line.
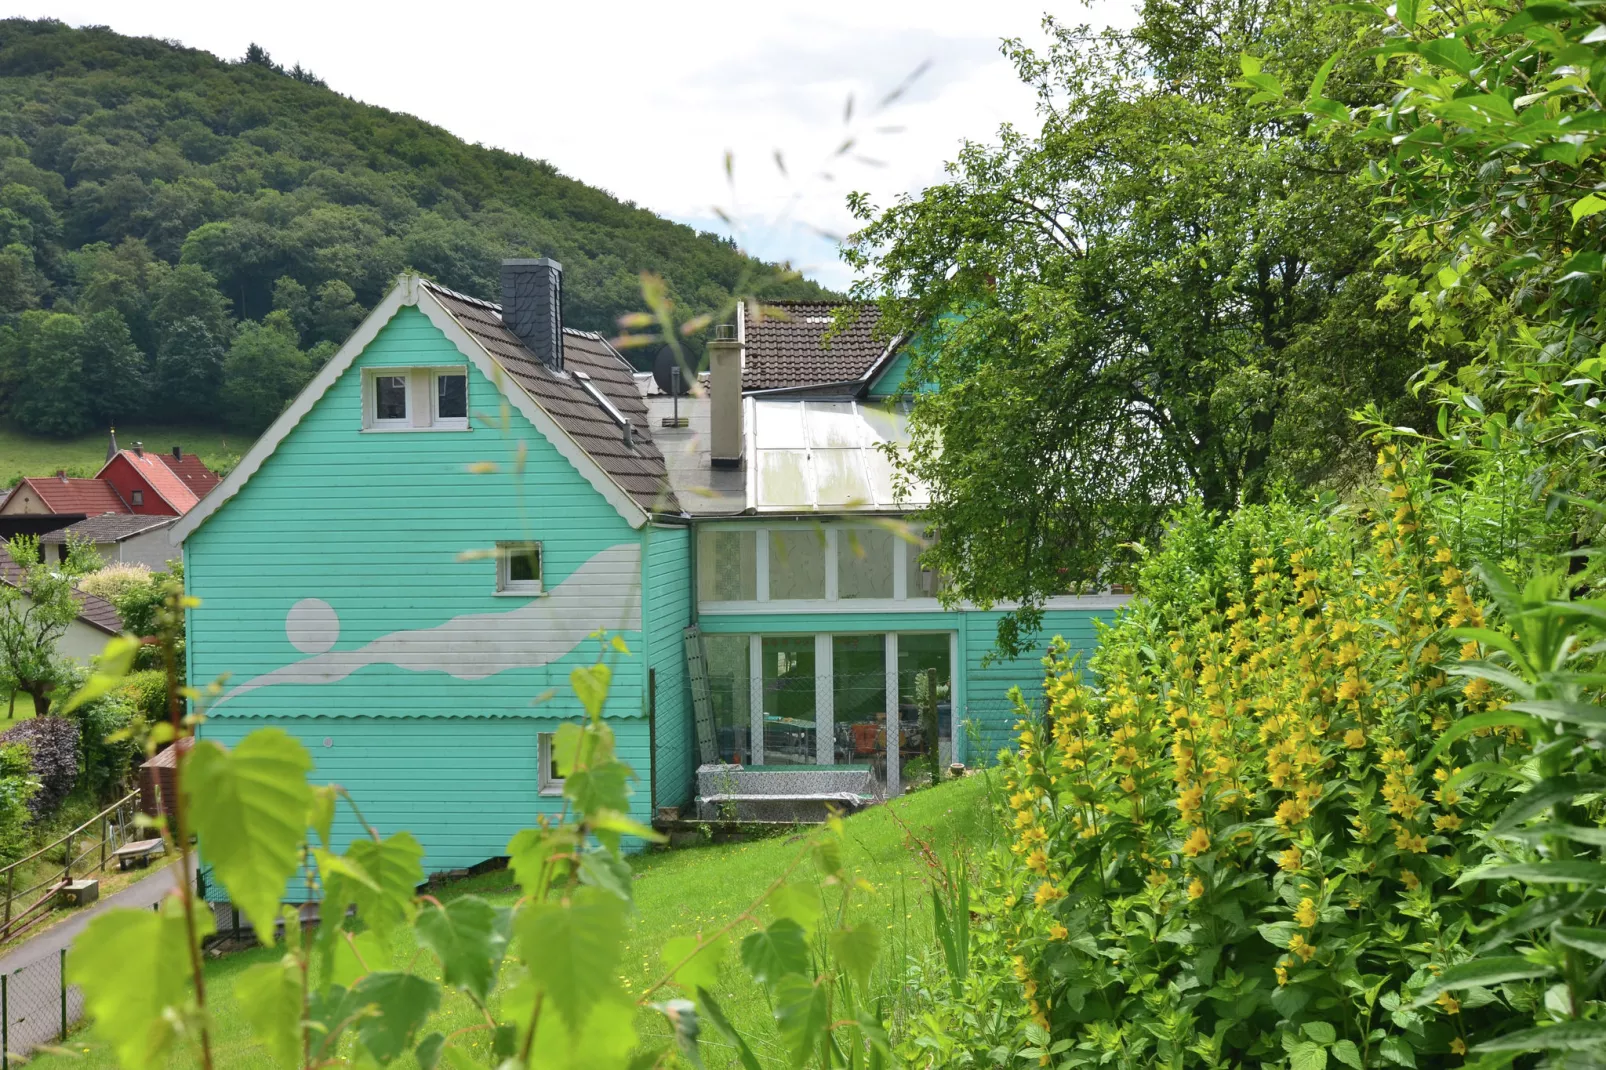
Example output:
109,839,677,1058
434,371,468,428
363,367,469,431
538,733,564,796
496,541,542,595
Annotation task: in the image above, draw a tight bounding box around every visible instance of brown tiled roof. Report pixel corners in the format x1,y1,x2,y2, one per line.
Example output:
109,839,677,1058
40,513,177,544
0,548,123,634
17,477,129,516
113,450,199,514
743,301,895,391
422,281,680,514
156,452,220,497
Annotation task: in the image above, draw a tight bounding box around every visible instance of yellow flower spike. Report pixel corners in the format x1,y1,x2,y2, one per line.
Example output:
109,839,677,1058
1181,827,1211,857
1187,877,1205,900
1049,921,1069,940
1437,992,1460,1015
1294,897,1318,929
1450,1039,1467,1055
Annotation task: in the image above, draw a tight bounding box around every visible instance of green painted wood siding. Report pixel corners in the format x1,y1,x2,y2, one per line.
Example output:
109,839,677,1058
961,609,1114,762
186,304,653,874
867,350,914,397
200,716,654,899
643,525,692,808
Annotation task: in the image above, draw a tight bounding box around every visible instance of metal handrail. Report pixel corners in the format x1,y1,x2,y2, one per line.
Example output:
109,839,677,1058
0,790,140,942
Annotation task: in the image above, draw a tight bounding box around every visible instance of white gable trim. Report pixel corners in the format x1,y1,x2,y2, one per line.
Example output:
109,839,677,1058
410,292,649,529
172,276,648,545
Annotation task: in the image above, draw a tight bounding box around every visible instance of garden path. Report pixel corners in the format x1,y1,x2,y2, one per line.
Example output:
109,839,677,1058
0,858,189,1057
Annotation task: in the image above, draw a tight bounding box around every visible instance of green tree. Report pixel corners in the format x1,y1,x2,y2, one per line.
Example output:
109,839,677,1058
220,311,311,430
153,316,225,421
0,310,90,436
80,308,149,427
149,262,231,346
310,278,363,346
0,535,85,717
846,0,1427,652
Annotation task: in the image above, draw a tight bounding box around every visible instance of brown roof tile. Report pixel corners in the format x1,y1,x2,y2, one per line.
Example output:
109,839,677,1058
743,301,895,391
40,513,177,544
422,281,681,514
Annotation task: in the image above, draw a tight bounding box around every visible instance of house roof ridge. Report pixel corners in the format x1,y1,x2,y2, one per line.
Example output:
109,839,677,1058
417,279,610,343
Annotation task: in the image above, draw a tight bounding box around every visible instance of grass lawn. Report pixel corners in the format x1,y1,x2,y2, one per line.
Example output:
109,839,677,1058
26,773,999,1069
0,692,36,722
0,421,251,488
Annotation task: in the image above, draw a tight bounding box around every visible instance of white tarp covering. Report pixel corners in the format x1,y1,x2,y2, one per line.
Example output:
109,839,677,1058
749,398,931,511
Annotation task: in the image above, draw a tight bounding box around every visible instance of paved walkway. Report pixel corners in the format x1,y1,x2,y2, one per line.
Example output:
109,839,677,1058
0,860,189,1055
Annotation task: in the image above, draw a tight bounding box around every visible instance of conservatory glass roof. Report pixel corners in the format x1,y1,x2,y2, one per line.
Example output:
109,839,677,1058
748,398,930,511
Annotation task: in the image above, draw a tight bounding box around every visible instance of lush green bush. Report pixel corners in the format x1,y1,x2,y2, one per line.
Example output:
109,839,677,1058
0,739,36,859
927,447,1603,1067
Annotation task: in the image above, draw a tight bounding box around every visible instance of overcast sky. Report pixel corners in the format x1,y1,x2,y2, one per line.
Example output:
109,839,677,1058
28,1,1132,290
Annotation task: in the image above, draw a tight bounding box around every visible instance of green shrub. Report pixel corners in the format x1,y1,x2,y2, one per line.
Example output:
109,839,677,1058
918,448,1602,1067
118,669,167,722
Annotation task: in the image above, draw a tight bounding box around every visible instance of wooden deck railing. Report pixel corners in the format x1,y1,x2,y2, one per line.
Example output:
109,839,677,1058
0,790,140,943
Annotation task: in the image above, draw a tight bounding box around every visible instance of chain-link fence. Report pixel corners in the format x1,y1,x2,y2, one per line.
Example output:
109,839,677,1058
0,897,166,1065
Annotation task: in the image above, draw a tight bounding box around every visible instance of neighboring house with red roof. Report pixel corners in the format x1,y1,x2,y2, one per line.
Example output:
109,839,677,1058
0,438,219,543
0,474,130,519
99,446,200,515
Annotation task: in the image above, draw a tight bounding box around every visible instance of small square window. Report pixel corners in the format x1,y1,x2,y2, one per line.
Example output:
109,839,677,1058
497,542,542,594
436,373,467,423
131,490,144,507
374,374,408,424
538,733,564,796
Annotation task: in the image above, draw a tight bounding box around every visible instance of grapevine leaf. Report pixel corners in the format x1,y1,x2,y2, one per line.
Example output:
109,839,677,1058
526,994,638,1068
570,663,612,717
767,882,824,936
516,886,626,1034
415,895,509,1002
661,933,728,993
235,957,304,1068
828,924,881,992
577,848,635,901
740,918,810,987
348,971,441,1064
773,975,830,1069
415,1032,445,1070
565,760,631,819
67,899,214,1070
184,730,314,943
346,831,425,933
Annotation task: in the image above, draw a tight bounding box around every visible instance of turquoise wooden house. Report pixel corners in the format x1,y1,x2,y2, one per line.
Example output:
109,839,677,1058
174,260,1124,878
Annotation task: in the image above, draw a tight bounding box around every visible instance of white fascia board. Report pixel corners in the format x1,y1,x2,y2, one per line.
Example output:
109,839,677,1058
172,277,651,545
170,278,418,545
412,291,649,530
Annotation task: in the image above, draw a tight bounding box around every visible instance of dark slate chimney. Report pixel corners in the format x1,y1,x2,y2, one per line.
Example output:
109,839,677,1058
501,258,564,371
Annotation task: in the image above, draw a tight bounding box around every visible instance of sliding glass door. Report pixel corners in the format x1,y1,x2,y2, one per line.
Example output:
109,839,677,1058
759,636,817,765
896,633,952,788
832,634,887,771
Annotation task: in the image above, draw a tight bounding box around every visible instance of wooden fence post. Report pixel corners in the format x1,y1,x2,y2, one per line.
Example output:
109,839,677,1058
924,668,941,785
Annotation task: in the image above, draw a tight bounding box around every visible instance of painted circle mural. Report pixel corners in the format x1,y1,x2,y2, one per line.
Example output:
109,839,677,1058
285,598,340,654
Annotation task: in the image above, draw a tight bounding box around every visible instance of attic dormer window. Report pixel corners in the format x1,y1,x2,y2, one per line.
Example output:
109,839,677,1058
363,367,469,431
131,490,144,507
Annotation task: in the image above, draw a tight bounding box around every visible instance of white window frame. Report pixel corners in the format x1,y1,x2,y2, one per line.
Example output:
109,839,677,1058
496,541,543,596
697,521,942,613
538,733,564,796
363,366,471,432
432,369,470,430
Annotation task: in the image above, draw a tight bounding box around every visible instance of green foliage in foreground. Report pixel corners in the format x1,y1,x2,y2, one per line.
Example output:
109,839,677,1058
60,621,945,1069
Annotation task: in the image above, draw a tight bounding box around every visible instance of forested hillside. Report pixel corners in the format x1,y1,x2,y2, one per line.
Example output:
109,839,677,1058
0,18,829,438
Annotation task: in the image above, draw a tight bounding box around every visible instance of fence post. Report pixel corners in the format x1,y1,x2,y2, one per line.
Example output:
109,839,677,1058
4,971,9,1070
3,867,12,937
62,833,71,887
58,948,66,1042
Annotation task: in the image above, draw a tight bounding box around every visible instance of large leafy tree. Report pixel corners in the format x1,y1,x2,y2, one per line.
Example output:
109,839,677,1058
848,0,1429,650
0,535,99,717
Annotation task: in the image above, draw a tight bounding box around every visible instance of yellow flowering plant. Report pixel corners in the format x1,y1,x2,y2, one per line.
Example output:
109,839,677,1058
935,449,1601,1069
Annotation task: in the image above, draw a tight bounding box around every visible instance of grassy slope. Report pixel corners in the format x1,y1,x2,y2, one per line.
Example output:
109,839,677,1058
27,774,998,1069
0,422,249,489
